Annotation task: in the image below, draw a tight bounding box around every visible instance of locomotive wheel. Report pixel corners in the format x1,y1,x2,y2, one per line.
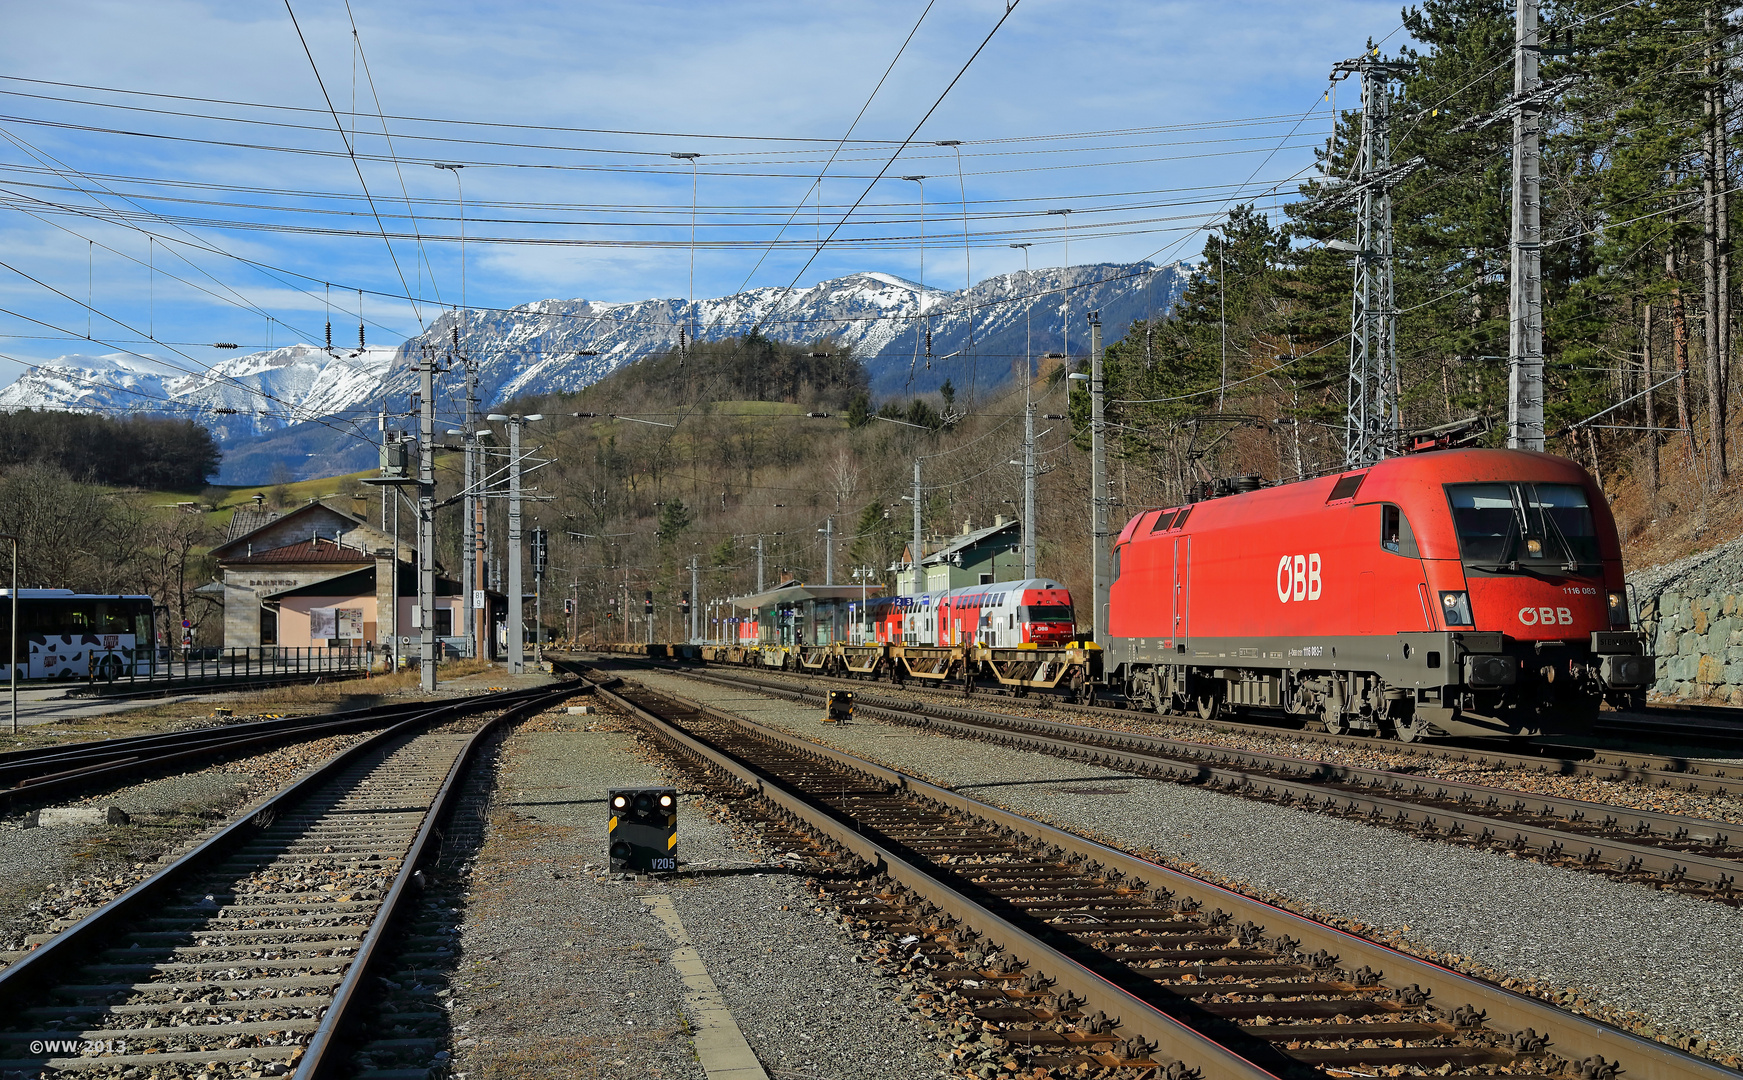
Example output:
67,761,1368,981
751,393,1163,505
1320,700,1349,736
1194,694,1221,720
1389,713,1427,742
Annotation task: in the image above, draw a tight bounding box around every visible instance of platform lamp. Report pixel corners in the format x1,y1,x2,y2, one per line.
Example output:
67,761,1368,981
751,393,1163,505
2,532,17,735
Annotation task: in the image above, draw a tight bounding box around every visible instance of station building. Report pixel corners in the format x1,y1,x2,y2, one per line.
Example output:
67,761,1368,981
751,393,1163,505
894,515,1023,595
209,498,506,656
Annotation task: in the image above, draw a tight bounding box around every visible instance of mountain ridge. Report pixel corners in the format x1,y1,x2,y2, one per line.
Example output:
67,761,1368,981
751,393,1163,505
0,261,1190,482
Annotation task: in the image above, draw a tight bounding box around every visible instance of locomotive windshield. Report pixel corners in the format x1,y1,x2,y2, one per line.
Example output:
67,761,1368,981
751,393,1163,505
1446,482,1600,569
1021,605,1074,623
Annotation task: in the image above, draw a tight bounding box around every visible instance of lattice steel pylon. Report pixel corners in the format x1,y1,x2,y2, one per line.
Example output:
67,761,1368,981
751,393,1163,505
1328,48,1421,468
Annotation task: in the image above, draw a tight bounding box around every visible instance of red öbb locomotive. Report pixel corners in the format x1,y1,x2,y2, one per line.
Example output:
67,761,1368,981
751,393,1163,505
1105,449,1653,739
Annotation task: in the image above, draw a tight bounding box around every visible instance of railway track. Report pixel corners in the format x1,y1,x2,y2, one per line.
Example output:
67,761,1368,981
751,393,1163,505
0,686,557,810
594,672,1735,1080
625,654,1743,798
616,661,1743,905
0,680,584,1078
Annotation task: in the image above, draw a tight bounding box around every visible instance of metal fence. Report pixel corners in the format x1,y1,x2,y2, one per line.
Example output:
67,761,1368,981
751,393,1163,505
109,646,373,686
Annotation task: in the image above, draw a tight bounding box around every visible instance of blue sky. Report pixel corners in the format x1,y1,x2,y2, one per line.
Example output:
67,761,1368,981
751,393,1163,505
0,0,1413,385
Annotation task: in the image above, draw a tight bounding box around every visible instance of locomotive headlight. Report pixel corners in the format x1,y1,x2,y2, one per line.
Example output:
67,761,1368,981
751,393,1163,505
1607,591,1629,628
1440,591,1475,627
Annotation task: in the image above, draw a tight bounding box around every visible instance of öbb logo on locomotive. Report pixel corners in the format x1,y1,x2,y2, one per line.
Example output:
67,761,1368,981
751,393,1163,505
1518,606,1574,626
1274,553,1323,603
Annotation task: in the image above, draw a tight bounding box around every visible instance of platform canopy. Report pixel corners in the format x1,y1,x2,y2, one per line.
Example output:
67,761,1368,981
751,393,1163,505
728,582,885,611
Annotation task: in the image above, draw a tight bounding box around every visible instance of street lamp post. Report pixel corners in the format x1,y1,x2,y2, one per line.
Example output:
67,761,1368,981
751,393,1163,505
1,533,16,735
670,152,701,355
1047,208,1072,360
902,176,929,366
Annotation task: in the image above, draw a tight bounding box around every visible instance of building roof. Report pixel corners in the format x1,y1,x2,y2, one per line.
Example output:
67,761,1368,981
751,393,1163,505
221,538,377,566
225,506,280,541
210,498,372,559
729,581,886,611
902,517,1020,568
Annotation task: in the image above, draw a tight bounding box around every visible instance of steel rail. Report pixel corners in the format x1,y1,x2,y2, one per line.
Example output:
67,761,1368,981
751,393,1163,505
601,674,1739,1080
296,681,585,1080
612,651,1743,796
0,679,584,1077
680,667,1743,900
0,684,556,807
590,678,1285,1080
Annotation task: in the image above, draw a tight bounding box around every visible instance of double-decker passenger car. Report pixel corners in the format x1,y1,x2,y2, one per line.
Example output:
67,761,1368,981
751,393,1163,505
1104,449,1651,740
869,578,1076,648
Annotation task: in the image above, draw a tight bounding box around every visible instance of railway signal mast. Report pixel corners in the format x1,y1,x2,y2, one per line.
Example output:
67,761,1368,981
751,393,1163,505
1326,48,1422,468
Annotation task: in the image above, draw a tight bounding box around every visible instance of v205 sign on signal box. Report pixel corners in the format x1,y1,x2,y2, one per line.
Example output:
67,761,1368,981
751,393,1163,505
608,787,677,873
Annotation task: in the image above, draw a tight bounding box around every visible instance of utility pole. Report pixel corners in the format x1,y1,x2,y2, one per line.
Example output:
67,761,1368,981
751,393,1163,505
821,517,834,585
1011,241,1038,581
1508,0,1545,452
474,499,488,657
1023,394,1036,579
756,536,765,594
1088,313,1107,643
912,459,924,591
507,417,524,674
1329,47,1420,467
488,412,543,674
417,346,437,692
461,342,479,658
1704,2,1730,478
689,554,700,643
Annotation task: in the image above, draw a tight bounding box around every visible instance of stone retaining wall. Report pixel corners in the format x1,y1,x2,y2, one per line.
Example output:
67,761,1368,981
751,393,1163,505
1627,531,1743,702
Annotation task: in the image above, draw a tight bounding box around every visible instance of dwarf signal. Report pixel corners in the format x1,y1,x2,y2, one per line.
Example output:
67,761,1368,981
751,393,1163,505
608,786,678,873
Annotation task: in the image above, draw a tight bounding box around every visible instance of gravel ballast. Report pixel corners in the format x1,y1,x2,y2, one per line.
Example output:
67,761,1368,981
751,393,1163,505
624,667,1743,1061
449,705,944,1080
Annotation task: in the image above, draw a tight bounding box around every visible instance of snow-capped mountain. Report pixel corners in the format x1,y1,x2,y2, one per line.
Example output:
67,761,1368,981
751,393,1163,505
0,262,1190,482
383,260,1189,405
0,344,398,444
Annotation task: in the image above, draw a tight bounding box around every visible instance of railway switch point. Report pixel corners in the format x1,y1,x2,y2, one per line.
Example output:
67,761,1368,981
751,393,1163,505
608,786,678,873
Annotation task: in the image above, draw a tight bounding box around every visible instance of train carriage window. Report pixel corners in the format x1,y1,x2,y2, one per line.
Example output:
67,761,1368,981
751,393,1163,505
1172,507,1192,529
1327,472,1367,502
1149,510,1178,533
1380,505,1421,558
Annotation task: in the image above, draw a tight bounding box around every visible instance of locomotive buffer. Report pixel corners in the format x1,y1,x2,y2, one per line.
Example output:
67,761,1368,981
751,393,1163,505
608,787,678,873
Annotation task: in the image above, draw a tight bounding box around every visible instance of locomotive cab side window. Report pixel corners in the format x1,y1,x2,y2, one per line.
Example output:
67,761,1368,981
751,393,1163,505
1380,504,1420,558
1150,510,1178,533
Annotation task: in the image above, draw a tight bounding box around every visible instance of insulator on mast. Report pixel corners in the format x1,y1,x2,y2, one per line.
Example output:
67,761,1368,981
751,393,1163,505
324,321,332,353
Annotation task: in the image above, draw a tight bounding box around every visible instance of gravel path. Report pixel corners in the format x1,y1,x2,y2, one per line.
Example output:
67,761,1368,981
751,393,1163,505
449,704,944,1080
626,667,1743,1063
